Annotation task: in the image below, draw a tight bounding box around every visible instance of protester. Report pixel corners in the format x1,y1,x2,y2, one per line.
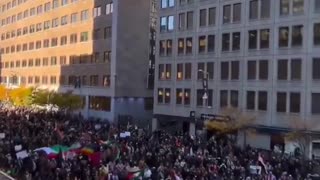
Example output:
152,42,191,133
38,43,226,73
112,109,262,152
0,105,319,180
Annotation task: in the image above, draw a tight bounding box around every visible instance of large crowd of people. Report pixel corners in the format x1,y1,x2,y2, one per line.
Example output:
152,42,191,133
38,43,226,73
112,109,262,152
0,105,320,180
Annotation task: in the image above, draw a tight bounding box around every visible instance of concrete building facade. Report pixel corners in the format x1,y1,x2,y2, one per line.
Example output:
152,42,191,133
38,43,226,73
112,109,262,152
154,0,320,157
0,0,154,123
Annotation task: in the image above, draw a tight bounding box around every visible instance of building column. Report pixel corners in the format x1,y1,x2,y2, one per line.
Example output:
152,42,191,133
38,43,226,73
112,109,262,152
189,122,196,137
152,118,158,132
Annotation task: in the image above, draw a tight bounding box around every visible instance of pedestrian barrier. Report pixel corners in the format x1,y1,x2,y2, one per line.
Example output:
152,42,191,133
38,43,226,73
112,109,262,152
0,171,15,180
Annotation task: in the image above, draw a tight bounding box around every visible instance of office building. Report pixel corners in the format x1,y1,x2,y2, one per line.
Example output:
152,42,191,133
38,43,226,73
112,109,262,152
0,0,155,122
154,0,320,157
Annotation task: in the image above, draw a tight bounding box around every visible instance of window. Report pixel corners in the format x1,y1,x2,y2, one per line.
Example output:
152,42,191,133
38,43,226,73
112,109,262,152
80,32,88,42
161,0,174,8
208,35,215,52
81,10,89,21
165,64,171,79
223,5,231,24
208,7,216,26
219,90,228,108
159,40,166,56
197,63,205,80
28,59,33,67
71,13,78,23
42,76,48,84
30,8,35,16
93,6,101,17
42,58,49,66
104,26,112,39
60,56,66,65
260,29,270,49
186,11,193,29
259,60,268,80
199,9,206,27
93,29,101,40
249,30,258,49
177,64,183,80
36,23,42,31
231,90,239,107
176,88,183,104
313,58,320,80
184,89,191,105
158,88,164,103
314,23,320,46
178,13,185,30
61,0,68,6
51,57,57,65
292,25,303,47
312,93,320,114
290,92,300,113
89,75,99,86
29,42,34,50
261,0,271,18
52,0,59,9
22,43,28,51
291,59,301,80
278,59,288,80
104,51,111,62
178,38,184,55
232,32,241,51
247,91,255,110
166,40,172,56
36,41,41,49
23,9,29,18
44,2,51,12
158,64,165,80
164,88,171,103
222,33,230,51
247,61,257,80
250,0,258,19
258,91,268,110
37,5,43,14
279,27,289,47
186,37,192,54
102,75,110,87
280,0,290,15
198,36,206,53
293,0,304,14
70,33,77,43
231,61,239,80
277,92,287,112
89,96,111,111
52,18,59,27
60,36,67,45
61,15,68,25
316,0,320,12
185,63,192,79
233,3,241,22
51,38,58,46
221,62,229,80
28,76,33,84
44,20,51,30
106,3,113,15
50,76,57,84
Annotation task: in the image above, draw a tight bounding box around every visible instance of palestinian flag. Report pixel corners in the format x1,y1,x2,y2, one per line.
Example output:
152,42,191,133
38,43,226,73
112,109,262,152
127,171,143,180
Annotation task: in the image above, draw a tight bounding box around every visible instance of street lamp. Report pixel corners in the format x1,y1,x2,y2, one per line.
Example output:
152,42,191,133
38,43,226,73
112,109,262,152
198,69,209,107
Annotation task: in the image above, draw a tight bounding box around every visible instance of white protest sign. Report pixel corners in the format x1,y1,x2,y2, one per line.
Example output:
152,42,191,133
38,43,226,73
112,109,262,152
16,150,28,159
120,133,126,138
15,145,22,152
124,131,131,137
249,165,262,175
0,133,5,139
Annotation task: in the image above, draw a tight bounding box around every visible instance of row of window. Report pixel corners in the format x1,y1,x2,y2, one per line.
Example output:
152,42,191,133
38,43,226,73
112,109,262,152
158,58,320,81
1,27,112,55
1,7,89,28
0,74,111,87
0,0,28,13
0,52,112,68
1,32,92,54
157,88,320,114
161,0,320,33
159,23,320,56
1,0,113,27
161,0,320,19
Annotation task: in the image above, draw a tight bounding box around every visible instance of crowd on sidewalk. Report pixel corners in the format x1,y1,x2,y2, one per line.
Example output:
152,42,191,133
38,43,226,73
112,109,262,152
0,106,320,180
